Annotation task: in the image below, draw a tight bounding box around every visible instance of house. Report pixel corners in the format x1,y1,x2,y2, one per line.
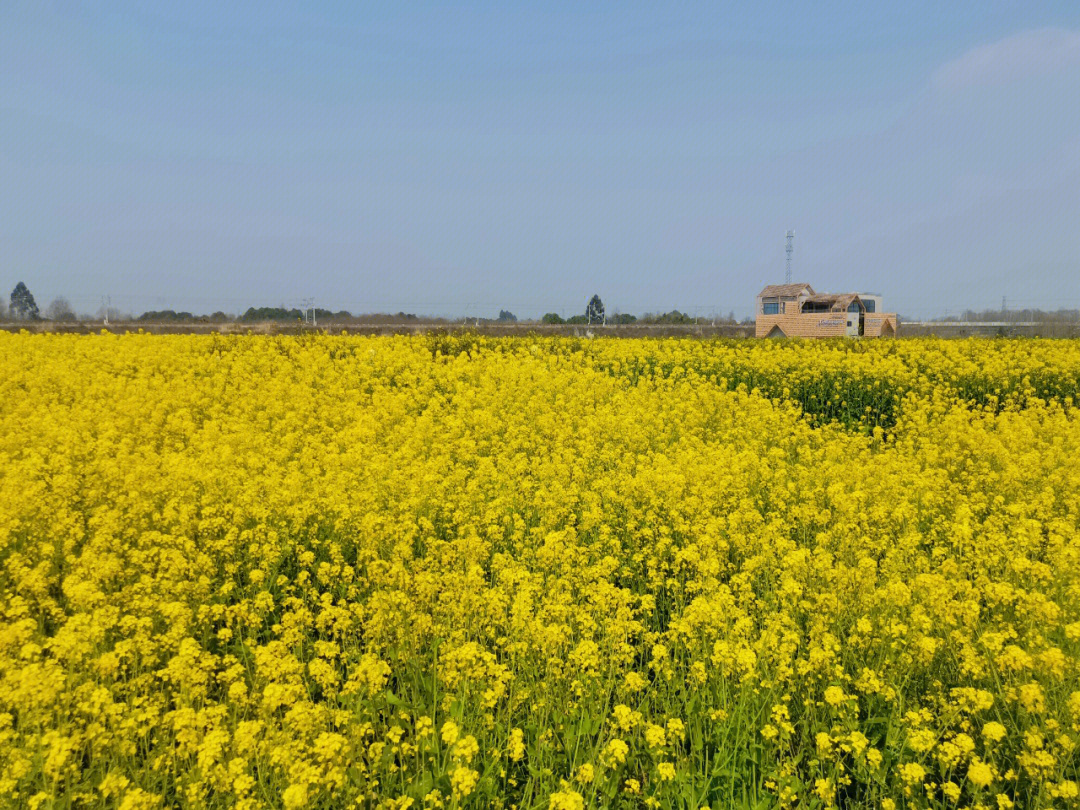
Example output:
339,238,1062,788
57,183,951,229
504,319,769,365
755,283,898,338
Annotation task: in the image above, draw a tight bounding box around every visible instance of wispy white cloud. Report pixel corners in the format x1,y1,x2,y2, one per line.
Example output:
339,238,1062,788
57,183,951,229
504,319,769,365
932,28,1080,90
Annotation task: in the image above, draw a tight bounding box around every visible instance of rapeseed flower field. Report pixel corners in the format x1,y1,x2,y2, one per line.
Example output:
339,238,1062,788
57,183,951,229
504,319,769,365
1,332,1079,809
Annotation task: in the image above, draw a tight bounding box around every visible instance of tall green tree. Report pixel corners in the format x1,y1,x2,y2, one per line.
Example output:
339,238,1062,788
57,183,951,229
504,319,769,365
585,294,605,324
9,282,40,321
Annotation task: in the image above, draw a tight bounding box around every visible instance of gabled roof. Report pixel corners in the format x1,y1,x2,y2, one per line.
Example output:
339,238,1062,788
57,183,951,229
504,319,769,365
803,292,865,311
832,293,862,311
758,283,814,298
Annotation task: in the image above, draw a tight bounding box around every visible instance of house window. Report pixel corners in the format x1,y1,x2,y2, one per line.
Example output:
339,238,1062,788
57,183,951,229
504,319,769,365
847,301,862,312
864,300,876,313
762,298,780,315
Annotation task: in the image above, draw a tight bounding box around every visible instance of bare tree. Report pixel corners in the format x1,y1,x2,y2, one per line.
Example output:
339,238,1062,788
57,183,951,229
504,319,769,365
96,304,126,323
45,296,76,321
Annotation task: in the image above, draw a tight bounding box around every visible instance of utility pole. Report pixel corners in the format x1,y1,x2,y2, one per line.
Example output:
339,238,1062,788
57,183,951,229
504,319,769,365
785,230,795,285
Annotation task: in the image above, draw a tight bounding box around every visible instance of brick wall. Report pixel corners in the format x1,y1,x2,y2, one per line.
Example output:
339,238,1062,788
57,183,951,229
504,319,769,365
863,314,899,337
756,312,898,338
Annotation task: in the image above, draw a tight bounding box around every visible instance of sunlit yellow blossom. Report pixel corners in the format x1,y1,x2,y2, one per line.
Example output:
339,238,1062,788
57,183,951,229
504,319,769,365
907,728,936,753
967,758,995,787
1018,682,1045,714
644,723,667,749
440,721,459,746
3,333,1080,807
282,784,308,809
983,722,1007,743
899,763,926,784
452,735,479,762
507,728,526,762
601,739,629,768
666,718,686,742
549,788,584,810
815,778,835,803
449,766,478,797
612,704,641,731
815,732,833,753
823,686,846,706
1049,781,1078,800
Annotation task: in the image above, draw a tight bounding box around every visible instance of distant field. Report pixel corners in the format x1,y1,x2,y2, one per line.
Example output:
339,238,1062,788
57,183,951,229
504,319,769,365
2,334,1079,808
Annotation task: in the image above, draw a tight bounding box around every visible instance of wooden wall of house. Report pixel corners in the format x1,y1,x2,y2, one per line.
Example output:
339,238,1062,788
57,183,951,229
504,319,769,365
863,314,898,337
756,312,899,338
755,312,847,338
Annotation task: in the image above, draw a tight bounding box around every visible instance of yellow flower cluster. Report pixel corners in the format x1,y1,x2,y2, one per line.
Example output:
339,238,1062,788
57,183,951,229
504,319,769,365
1,332,1079,808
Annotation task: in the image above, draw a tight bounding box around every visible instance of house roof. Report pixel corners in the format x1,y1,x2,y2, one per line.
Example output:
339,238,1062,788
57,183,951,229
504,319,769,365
758,283,814,298
803,293,866,311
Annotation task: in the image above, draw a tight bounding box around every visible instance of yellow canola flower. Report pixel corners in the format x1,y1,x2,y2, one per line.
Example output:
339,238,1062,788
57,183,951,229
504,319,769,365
967,757,996,787
1,333,1079,807
507,728,526,762
549,787,585,810
439,721,459,746
282,784,308,809
644,723,667,749
601,739,629,768
899,762,926,785
452,735,478,763
449,766,478,797
983,721,1007,743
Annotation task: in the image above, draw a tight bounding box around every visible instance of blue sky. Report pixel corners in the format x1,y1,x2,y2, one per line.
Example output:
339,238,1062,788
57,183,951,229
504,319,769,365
2,2,1079,319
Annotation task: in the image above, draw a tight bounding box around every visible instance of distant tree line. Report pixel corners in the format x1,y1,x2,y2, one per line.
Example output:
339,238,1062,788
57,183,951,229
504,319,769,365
939,308,1080,323
0,284,757,326
137,310,233,323
20,281,1077,328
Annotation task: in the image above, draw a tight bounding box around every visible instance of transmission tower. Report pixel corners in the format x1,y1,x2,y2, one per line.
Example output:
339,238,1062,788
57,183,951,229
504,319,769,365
785,230,795,285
